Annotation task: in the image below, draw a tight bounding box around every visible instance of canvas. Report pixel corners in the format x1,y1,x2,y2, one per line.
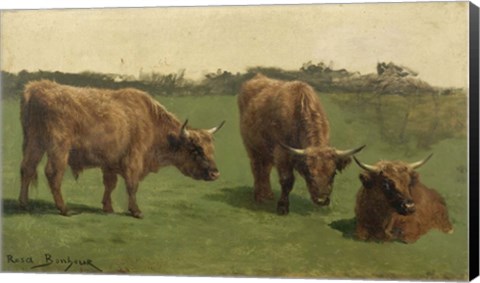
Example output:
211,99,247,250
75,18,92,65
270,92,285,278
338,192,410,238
0,1,478,282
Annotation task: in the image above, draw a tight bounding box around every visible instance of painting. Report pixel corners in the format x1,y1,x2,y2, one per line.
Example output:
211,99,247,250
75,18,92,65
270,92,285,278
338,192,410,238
1,1,478,282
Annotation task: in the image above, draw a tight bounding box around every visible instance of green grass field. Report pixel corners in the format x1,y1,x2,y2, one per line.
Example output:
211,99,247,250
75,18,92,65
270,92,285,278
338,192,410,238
1,93,469,280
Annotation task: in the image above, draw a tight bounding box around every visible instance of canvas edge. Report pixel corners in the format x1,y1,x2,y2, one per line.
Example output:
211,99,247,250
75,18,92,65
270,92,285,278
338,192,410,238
0,1,476,283
469,1,480,282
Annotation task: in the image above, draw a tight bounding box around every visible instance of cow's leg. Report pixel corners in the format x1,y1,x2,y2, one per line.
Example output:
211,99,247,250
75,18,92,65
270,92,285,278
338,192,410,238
435,206,454,234
125,177,142,219
384,217,397,241
44,149,69,216
276,166,295,215
101,168,117,213
397,221,421,243
121,153,144,218
249,156,274,203
274,151,295,215
122,165,143,218
355,224,370,241
19,141,45,209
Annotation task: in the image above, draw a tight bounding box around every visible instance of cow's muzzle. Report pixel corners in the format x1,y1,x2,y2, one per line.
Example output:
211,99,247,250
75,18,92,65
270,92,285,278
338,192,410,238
400,199,416,215
204,169,220,181
315,196,330,206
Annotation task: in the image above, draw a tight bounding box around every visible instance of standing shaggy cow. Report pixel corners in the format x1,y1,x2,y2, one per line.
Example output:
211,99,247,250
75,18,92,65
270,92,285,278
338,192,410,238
238,74,364,215
353,155,453,243
20,80,224,218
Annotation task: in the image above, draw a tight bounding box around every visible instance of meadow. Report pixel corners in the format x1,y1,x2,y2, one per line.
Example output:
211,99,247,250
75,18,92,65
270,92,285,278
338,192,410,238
1,91,469,280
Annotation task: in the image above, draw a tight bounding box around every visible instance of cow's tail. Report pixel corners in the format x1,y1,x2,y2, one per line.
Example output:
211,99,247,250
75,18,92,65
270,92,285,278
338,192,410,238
20,83,33,154
20,82,44,187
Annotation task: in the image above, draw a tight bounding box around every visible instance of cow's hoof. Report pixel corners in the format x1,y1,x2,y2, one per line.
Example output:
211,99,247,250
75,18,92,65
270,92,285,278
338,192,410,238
254,194,265,204
60,210,82,216
103,207,114,214
18,202,30,211
59,209,71,216
263,191,275,200
255,192,275,203
19,202,28,209
400,238,416,244
276,204,289,215
131,211,144,219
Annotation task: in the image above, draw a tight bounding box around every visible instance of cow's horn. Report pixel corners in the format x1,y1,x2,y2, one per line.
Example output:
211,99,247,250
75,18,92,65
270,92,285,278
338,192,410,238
335,145,366,158
207,120,226,135
180,119,190,138
353,156,378,173
408,153,433,170
279,143,307,155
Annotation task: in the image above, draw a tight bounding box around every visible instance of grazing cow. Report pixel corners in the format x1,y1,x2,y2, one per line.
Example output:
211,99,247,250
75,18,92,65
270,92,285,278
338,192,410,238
238,74,364,215
353,155,453,243
20,80,224,218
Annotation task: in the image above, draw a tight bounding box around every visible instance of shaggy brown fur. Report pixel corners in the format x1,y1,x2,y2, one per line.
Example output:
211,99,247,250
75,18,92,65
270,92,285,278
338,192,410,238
20,80,223,218
354,159,453,243
238,74,364,215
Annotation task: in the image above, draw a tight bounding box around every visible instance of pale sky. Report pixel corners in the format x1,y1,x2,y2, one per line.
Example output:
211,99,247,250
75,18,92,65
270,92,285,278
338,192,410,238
0,2,469,88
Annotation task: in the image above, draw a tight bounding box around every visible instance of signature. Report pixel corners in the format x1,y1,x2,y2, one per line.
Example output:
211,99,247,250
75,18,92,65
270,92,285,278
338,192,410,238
7,253,102,272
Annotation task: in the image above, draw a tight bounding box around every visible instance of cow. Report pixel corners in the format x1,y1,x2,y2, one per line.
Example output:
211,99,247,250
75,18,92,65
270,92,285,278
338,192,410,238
19,80,224,218
353,155,453,243
238,74,365,215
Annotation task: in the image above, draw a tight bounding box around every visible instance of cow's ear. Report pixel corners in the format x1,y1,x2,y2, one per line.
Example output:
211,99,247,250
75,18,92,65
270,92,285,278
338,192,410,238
336,156,352,172
167,134,181,151
359,172,374,189
409,171,419,187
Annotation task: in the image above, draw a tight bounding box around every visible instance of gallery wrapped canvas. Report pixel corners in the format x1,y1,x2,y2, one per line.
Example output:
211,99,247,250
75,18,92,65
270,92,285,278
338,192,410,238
0,1,478,282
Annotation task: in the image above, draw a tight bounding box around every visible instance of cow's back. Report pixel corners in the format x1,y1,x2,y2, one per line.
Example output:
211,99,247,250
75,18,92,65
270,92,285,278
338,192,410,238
409,183,453,233
22,80,159,168
238,74,329,154
238,74,279,114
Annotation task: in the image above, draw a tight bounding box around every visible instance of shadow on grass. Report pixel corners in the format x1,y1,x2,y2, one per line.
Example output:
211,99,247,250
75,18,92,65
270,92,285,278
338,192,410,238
203,186,318,216
329,218,409,244
329,217,357,239
2,198,104,217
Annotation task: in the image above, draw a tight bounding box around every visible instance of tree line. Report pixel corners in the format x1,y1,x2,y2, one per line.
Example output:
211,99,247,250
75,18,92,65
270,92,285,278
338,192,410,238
1,61,463,99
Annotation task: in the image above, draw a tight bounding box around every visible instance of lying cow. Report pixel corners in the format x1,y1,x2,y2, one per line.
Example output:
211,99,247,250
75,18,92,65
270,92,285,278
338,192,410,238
353,155,453,243
20,80,224,218
238,74,364,214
